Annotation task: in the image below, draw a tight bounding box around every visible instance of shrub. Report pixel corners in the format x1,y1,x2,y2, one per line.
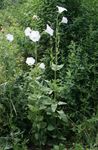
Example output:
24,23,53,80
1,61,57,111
0,0,98,149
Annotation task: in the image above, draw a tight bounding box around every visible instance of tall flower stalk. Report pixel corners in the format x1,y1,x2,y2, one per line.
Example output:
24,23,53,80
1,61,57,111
54,14,60,80
53,6,68,81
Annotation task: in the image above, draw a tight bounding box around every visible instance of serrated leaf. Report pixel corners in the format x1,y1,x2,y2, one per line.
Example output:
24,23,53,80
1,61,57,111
51,63,64,71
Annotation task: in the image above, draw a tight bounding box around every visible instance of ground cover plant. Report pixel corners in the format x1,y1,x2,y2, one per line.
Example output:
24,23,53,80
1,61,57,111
0,0,98,149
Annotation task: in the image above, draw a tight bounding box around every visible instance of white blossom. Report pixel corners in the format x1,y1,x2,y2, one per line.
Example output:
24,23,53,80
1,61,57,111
45,24,54,36
25,27,32,37
57,6,67,13
61,17,68,24
29,30,41,42
26,57,35,66
32,15,39,20
39,63,45,69
6,34,14,42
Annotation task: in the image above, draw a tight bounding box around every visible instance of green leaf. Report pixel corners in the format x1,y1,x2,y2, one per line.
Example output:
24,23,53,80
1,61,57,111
47,124,55,131
51,63,64,71
58,101,67,105
28,104,38,112
57,110,68,122
5,145,13,150
35,133,39,140
51,103,57,112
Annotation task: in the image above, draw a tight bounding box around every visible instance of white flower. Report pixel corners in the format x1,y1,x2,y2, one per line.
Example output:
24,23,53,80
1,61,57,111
25,27,32,37
61,17,68,24
57,6,67,13
32,15,39,20
6,34,14,42
29,30,41,42
26,57,35,66
39,63,45,69
45,24,54,36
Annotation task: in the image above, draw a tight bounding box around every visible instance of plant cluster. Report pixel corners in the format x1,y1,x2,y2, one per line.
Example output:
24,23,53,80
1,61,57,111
0,0,98,150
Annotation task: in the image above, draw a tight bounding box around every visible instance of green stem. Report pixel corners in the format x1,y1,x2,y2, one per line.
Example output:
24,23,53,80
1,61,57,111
35,43,37,64
54,14,60,100
54,14,59,80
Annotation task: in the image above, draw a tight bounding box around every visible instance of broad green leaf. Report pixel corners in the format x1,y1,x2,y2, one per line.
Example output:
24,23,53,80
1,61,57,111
51,103,57,112
47,124,55,131
5,145,13,150
57,110,68,122
51,63,64,71
28,104,38,112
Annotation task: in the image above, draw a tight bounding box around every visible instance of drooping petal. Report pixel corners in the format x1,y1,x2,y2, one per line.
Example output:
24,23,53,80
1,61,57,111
26,57,35,66
45,24,54,36
61,17,68,24
57,6,67,13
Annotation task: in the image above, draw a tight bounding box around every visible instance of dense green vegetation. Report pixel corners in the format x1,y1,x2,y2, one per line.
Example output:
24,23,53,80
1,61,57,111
0,0,98,149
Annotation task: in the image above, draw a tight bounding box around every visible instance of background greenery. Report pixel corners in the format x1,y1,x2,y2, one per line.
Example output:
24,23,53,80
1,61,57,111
0,0,98,149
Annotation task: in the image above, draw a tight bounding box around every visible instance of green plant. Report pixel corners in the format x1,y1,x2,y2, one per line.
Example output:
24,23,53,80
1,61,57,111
0,0,98,149
51,143,66,150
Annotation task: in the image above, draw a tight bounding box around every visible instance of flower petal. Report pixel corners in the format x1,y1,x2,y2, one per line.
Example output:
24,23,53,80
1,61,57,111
39,63,45,69
25,27,32,36
29,30,41,42
45,24,54,36
57,6,67,13
61,17,68,24
26,57,35,66
6,34,14,42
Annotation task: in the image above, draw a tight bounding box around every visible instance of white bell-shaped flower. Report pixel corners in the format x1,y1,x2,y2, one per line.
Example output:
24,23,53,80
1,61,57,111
29,30,41,42
57,6,67,13
26,57,35,66
61,17,68,24
25,27,32,37
6,34,14,42
45,24,54,36
39,63,45,69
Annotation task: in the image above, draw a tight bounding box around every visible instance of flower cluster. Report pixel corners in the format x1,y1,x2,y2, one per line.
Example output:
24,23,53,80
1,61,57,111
57,6,68,24
5,6,68,70
25,27,41,42
26,57,45,69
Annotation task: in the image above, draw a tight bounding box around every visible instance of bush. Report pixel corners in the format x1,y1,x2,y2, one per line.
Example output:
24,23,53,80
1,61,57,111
0,0,98,149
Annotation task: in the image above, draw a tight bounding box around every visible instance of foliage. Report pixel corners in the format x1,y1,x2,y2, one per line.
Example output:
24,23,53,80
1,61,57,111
0,0,98,149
